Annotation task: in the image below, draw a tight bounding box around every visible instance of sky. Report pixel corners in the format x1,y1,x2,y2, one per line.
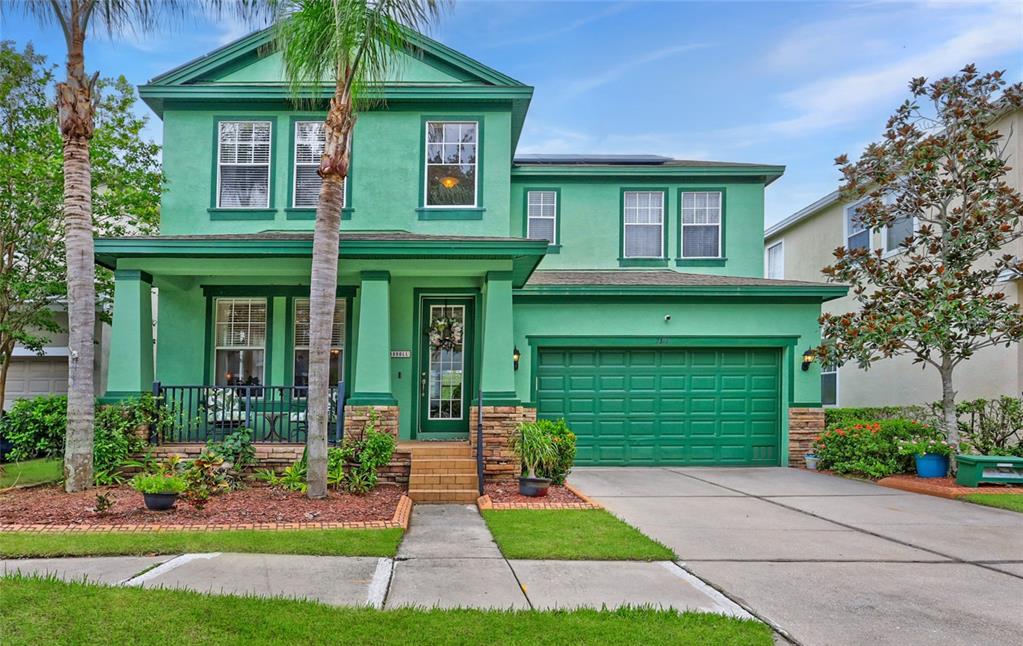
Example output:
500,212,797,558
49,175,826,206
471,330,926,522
2,0,1021,227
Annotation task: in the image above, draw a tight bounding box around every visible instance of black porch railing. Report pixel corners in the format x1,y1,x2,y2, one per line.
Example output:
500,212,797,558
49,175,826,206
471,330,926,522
152,382,345,444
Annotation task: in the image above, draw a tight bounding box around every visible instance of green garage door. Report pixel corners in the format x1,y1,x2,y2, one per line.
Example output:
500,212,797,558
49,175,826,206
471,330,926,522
536,347,781,466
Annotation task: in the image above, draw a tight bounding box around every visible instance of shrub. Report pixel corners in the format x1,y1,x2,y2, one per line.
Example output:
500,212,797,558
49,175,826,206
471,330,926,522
814,419,935,479
0,395,68,461
180,448,231,508
510,421,557,479
824,406,931,429
131,472,187,495
326,416,396,494
206,428,255,472
93,396,165,485
955,396,1023,456
532,418,577,485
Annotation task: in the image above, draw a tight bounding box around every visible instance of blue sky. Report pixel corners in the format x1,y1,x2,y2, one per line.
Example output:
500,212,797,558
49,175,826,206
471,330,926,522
3,0,1021,226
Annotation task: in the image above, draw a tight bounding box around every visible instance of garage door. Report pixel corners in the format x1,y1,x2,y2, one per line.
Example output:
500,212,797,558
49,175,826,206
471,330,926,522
4,357,68,408
536,347,780,466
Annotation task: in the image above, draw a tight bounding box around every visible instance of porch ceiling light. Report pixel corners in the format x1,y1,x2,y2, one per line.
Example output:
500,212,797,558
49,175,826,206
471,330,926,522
439,175,460,189
513,346,521,370
801,347,815,372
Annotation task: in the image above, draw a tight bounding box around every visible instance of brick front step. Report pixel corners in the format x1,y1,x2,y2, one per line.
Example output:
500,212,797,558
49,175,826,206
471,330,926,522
402,442,472,458
409,473,478,487
411,458,476,471
409,488,478,503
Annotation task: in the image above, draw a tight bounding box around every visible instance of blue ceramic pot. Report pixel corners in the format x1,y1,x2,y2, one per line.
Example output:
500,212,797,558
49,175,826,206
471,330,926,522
915,453,949,478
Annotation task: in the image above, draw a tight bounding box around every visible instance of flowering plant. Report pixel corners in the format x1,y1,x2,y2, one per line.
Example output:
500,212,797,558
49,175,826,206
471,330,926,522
898,436,954,457
428,316,463,351
813,419,933,479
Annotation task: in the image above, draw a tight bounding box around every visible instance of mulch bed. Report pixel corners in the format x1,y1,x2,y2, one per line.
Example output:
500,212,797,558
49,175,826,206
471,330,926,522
877,474,1023,499
0,482,404,527
484,481,586,505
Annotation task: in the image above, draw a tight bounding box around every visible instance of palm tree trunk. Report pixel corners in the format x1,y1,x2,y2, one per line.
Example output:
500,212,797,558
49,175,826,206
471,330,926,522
59,24,96,492
306,95,353,499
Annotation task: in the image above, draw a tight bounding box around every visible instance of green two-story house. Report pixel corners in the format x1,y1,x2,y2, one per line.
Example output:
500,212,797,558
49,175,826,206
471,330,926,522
95,29,845,478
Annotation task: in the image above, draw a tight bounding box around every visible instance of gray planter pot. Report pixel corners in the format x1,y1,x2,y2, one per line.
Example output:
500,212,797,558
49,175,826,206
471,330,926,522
143,493,179,511
804,454,819,471
518,476,552,497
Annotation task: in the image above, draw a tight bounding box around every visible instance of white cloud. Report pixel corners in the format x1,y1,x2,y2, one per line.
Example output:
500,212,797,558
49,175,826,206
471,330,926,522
560,43,707,99
485,3,632,48
516,122,711,160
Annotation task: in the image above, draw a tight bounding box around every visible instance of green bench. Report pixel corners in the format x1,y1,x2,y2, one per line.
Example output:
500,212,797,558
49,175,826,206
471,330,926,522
955,454,1023,488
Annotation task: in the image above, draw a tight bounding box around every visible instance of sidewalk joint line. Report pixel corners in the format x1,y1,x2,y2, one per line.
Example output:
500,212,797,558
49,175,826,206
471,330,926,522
121,552,221,587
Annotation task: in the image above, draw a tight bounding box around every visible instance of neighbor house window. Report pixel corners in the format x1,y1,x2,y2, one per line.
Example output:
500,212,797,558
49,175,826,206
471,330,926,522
681,191,722,258
526,190,557,244
766,240,784,279
623,191,664,258
425,121,477,207
217,120,271,208
845,200,869,252
884,213,914,254
293,298,346,387
821,364,838,407
214,298,267,386
293,121,347,209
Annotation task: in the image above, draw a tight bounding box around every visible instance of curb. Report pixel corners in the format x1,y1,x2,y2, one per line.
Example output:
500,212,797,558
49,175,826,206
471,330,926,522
475,483,602,511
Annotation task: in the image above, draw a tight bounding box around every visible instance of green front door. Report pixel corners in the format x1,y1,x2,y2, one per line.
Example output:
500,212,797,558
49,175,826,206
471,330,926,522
537,347,780,466
417,297,475,437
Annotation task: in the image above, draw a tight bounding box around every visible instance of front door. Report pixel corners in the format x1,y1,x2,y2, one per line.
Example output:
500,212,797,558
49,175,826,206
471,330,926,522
417,297,474,437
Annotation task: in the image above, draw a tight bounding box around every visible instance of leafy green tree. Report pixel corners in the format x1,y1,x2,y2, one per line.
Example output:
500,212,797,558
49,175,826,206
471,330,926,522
819,66,1023,447
272,0,444,498
0,42,160,413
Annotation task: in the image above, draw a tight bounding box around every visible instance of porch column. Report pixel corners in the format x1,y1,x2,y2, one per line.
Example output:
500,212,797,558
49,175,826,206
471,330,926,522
479,271,518,405
348,270,396,407
104,269,154,398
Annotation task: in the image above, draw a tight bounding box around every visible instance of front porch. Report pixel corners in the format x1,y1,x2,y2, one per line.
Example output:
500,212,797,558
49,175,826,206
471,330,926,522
96,231,547,485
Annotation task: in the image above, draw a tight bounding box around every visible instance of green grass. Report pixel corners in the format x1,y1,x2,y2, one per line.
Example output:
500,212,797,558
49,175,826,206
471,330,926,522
0,528,403,558
482,509,675,561
0,576,771,646
962,493,1023,513
0,458,62,488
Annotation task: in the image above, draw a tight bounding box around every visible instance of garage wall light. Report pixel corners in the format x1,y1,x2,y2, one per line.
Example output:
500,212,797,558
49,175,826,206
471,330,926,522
513,347,521,371
801,347,816,372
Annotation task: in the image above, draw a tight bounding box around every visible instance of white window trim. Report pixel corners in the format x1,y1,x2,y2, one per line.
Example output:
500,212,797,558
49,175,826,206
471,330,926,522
213,297,268,384
526,190,558,245
292,121,347,210
622,191,665,259
882,214,918,258
680,191,723,259
216,120,272,210
423,120,479,209
843,198,870,252
821,364,839,407
765,240,784,279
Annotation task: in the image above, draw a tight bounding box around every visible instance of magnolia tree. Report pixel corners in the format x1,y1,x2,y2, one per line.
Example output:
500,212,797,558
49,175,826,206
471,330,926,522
819,66,1023,447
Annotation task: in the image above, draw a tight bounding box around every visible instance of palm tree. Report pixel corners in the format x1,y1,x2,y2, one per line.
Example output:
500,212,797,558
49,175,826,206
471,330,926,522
11,1,266,492
273,0,444,498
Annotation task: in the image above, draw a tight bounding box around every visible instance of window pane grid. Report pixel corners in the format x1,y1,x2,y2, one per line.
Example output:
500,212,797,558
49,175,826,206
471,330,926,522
623,191,664,258
428,305,465,420
214,298,266,386
425,121,478,207
526,190,557,243
218,121,271,209
293,121,346,208
680,191,722,258
293,298,345,349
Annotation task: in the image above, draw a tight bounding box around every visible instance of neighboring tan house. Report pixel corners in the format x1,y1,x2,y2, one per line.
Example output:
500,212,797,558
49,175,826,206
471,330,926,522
95,28,845,486
3,307,109,410
764,107,1023,409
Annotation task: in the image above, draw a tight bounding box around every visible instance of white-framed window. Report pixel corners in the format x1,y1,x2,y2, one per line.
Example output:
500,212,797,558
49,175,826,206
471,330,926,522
884,213,914,255
214,298,267,386
844,199,869,252
526,190,557,244
821,364,838,407
217,120,271,209
293,121,346,209
766,240,784,279
680,191,722,258
293,298,346,387
424,121,478,207
623,191,664,258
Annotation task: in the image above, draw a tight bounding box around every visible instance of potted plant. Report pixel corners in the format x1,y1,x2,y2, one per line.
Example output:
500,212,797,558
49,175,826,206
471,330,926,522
899,436,953,478
510,421,557,497
132,473,188,511
804,452,820,471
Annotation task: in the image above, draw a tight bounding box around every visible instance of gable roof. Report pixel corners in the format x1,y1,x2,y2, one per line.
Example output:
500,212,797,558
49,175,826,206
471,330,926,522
764,190,841,240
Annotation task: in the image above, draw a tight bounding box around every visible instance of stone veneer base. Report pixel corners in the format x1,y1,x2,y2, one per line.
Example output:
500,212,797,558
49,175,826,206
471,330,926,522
343,405,399,440
469,405,537,481
788,407,825,467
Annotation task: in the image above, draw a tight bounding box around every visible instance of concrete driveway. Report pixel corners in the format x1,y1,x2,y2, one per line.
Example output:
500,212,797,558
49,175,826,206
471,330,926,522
570,467,1023,646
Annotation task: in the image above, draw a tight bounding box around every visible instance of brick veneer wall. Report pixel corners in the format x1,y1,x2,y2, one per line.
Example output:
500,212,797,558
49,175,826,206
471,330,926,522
469,405,537,481
343,405,399,441
788,407,825,466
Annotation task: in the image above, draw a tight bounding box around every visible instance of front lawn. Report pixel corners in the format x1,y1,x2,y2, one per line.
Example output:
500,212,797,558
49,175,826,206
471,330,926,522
0,458,62,489
482,509,675,561
0,528,403,558
0,576,771,646
962,493,1023,514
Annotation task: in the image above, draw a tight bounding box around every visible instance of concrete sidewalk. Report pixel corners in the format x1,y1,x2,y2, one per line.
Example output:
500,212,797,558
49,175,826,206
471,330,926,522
0,504,749,618
570,467,1023,646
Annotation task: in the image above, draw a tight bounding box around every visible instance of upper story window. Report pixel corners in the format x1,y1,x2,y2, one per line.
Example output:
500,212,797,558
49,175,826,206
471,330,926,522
425,121,477,207
623,191,664,258
845,200,869,252
293,121,347,209
766,240,784,279
884,213,914,254
526,190,558,244
293,298,346,387
680,191,722,258
214,298,266,386
217,121,271,209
